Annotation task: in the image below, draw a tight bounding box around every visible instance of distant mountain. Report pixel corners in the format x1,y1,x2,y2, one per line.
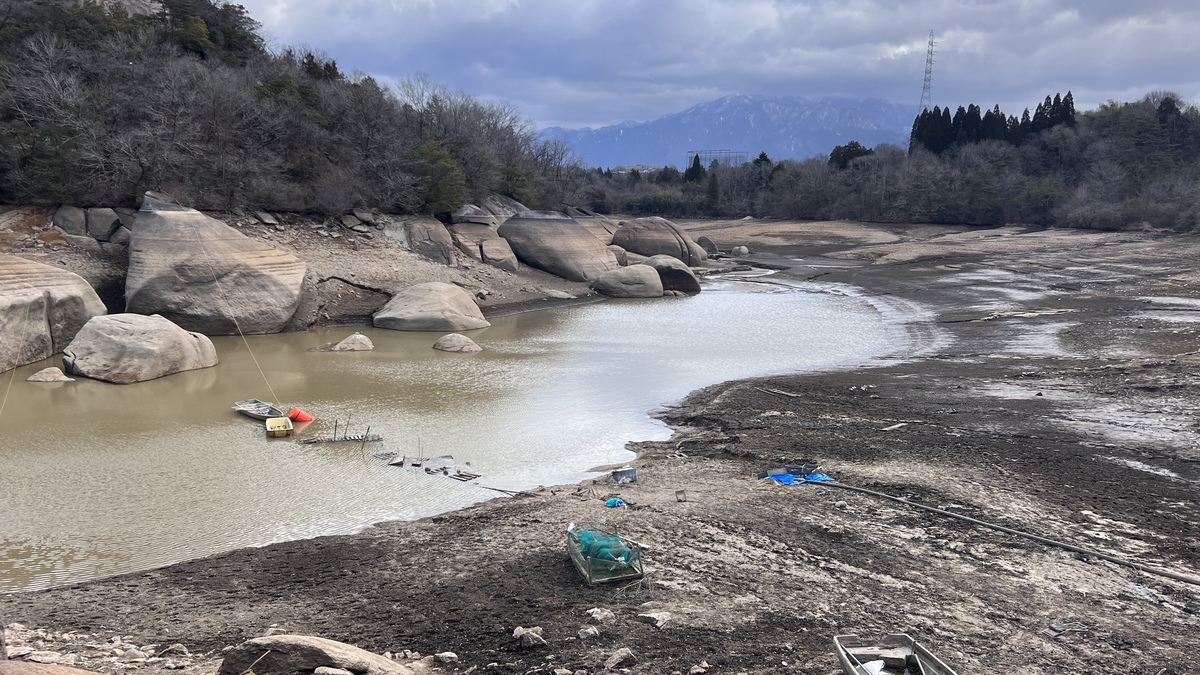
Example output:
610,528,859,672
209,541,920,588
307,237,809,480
543,95,915,169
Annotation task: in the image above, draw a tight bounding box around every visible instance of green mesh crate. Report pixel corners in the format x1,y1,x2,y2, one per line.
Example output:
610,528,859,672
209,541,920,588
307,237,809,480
567,524,645,585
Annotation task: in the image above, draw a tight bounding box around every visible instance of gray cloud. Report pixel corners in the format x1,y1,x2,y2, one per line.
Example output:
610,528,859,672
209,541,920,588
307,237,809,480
238,0,1200,128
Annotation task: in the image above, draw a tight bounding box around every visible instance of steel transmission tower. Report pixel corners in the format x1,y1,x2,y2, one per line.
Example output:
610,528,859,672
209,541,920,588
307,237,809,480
919,31,936,114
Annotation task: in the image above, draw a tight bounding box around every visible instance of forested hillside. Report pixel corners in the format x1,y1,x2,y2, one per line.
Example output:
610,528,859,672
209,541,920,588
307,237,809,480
0,0,577,213
583,91,1200,231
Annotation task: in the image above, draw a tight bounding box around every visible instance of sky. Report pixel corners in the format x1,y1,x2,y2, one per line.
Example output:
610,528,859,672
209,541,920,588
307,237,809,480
236,0,1200,130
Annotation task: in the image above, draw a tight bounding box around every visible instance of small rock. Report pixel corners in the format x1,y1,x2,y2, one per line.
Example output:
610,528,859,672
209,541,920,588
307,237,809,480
586,608,616,624
434,652,458,663
604,648,637,669
636,612,671,629
512,626,546,648
577,626,600,640
313,668,353,675
835,501,848,509
689,666,707,675
27,651,66,664
732,245,750,256
164,662,185,670
340,215,363,229
255,211,279,226
352,209,376,225
332,332,374,351
543,289,574,300
554,669,574,675
432,333,483,353
26,367,74,382
157,644,189,658
121,648,148,661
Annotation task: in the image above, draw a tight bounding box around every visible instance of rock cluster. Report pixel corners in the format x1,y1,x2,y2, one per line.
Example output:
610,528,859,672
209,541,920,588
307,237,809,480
62,314,218,384
0,254,106,373
125,195,307,335
51,205,134,256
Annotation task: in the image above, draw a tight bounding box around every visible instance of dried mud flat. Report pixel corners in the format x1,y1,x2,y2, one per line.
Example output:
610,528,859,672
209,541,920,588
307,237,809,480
4,221,1200,675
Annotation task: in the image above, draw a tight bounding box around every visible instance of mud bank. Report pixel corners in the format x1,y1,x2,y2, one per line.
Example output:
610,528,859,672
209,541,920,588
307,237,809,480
3,220,1200,675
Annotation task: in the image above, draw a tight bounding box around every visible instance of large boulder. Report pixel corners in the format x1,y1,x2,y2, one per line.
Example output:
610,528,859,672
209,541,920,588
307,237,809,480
446,223,519,271
86,208,122,242
450,194,527,227
373,282,490,332
565,206,619,244
643,254,701,295
592,265,664,298
62,313,218,384
612,217,708,266
497,213,618,282
52,206,87,236
218,635,412,675
125,195,307,335
404,218,455,266
0,254,106,373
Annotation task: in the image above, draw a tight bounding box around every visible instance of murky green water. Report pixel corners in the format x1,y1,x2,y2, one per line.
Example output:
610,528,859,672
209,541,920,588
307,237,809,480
0,277,906,592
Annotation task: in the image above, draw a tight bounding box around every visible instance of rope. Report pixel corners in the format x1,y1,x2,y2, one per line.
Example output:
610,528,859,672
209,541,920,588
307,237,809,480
188,217,281,406
801,479,1200,587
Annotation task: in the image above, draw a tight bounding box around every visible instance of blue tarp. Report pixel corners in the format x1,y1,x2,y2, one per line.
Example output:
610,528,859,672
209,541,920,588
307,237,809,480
765,473,835,485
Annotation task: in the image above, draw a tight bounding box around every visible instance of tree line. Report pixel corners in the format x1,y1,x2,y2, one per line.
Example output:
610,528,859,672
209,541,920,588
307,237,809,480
0,0,578,213
581,90,1200,231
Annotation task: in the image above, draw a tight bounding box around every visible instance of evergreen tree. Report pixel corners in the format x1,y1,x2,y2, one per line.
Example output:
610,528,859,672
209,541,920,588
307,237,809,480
1062,91,1077,127
683,154,706,182
705,172,721,214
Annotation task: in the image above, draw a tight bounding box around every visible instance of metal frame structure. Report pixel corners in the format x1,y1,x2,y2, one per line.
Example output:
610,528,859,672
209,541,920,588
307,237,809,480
686,149,748,168
919,30,936,114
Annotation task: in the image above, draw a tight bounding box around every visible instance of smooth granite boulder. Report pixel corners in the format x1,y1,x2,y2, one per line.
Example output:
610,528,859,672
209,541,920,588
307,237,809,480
373,282,490,332
125,195,307,335
497,214,618,282
643,254,701,295
446,223,519,271
450,194,527,227
592,265,664,298
696,235,719,256
62,314,218,384
404,217,455,266
0,253,106,373
565,206,619,245
218,635,412,675
52,205,87,236
433,333,483,353
612,217,707,266
86,208,122,242
607,244,628,266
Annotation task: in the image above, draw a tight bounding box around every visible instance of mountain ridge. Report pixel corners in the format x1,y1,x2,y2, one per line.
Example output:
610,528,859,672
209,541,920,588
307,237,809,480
544,94,915,168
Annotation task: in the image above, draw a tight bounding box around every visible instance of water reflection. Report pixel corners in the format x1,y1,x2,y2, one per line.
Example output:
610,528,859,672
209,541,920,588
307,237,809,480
0,280,905,591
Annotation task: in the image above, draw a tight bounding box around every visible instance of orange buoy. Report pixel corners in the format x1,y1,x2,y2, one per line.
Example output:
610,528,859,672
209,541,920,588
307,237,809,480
288,407,315,422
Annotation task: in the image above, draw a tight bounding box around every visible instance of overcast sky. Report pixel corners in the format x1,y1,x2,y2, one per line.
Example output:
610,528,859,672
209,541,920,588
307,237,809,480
236,0,1200,130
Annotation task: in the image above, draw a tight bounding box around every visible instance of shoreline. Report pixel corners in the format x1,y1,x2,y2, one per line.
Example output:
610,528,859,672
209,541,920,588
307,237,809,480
4,220,1200,674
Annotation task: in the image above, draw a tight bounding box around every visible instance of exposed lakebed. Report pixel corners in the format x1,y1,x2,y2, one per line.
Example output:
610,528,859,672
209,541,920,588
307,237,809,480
0,276,907,592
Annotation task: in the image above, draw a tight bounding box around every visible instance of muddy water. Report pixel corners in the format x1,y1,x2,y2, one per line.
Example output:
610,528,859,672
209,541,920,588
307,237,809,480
0,278,906,592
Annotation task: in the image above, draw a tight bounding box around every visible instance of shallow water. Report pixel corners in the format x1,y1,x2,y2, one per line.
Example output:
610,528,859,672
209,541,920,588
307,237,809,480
0,277,906,592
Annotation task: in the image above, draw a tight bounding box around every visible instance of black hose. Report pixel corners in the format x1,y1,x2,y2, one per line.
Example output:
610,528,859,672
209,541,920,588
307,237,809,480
802,479,1200,587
